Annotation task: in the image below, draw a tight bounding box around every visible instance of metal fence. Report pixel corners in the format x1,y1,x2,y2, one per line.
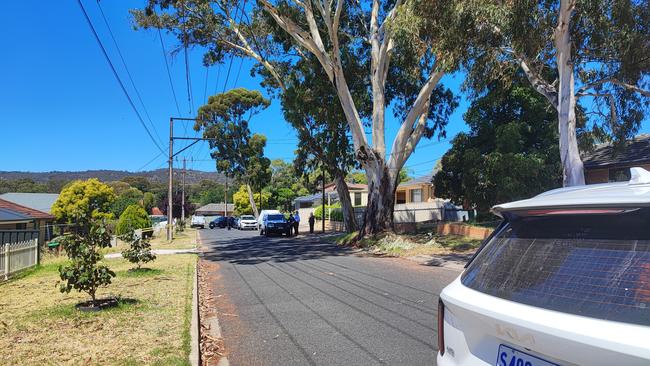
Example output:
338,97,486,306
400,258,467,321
1,238,39,280
0,230,40,245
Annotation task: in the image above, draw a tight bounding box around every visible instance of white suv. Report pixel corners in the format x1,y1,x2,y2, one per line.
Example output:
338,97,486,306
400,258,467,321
437,167,650,366
238,215,258,230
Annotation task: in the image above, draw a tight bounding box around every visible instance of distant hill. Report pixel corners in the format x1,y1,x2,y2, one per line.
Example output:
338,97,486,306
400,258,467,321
0,169,225,185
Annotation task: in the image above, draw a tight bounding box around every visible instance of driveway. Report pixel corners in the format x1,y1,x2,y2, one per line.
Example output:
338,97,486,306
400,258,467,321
199,228,462,365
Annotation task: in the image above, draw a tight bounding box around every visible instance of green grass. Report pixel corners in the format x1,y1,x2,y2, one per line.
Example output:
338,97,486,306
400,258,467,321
0,253,196,365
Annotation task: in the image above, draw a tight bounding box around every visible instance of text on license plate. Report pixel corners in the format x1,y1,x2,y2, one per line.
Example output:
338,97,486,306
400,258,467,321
496,344,560,366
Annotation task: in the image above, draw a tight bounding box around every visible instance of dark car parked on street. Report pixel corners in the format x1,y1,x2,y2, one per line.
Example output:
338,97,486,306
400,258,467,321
209,216,228,229
259,214,291,236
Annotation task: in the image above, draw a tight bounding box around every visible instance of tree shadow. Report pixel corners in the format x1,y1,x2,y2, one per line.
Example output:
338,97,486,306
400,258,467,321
200,234,355,265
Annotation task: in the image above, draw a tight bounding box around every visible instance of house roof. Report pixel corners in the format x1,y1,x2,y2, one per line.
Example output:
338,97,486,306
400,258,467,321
323,182,368,193
0,193,59,214
0,207,31,222
151,207,164,215
195,203,236,214
397,175,433,188
492,167,650,215
0,198,54,220
582,134,650,169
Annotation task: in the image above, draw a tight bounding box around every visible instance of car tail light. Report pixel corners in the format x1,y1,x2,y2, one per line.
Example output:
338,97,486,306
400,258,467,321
438,298,445,356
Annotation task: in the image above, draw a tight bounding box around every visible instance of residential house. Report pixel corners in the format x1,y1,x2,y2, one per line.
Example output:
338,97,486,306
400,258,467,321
293,182,369,210
582,134,650,184
195,203,236,217
0,198,55,245
0,193,59,214
395,175,435,204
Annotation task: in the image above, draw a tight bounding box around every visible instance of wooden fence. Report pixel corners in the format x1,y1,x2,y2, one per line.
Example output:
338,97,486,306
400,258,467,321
0,238,39,280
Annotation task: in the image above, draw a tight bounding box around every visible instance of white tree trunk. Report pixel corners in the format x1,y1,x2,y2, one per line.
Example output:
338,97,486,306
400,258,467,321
555,0,585,186
246,184,259,218
333,173,358,232
359,161,399,235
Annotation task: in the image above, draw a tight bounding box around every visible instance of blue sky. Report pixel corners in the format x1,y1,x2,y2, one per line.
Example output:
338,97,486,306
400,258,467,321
4,1,640,178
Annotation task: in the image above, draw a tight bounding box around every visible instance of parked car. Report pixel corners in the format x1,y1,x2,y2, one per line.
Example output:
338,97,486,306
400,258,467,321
257,209,281,228
190,215,205,229
259,213,291,236
238,215,258,230
437,167,650,366
209,216,227,229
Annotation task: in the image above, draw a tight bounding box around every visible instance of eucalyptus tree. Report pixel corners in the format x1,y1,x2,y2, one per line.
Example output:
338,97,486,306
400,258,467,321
194,88,271,217
132,0,459,235
462,0,650,186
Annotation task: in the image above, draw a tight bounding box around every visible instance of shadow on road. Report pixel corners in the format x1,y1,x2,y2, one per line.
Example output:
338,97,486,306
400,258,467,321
201,232,353,265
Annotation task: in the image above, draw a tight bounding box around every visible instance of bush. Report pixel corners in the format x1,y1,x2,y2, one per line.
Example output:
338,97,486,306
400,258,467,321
116,205,151,235
314,203,344,221
58,218,115,303
120,230,156,269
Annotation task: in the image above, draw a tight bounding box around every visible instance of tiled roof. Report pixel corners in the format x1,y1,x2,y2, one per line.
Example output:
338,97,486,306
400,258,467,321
0,198,54,220
397,175,433,188
0,193,59,214
582,134,650,168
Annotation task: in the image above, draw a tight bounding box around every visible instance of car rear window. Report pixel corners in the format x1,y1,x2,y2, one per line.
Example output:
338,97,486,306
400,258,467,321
462,208,650,326
267,214,285,221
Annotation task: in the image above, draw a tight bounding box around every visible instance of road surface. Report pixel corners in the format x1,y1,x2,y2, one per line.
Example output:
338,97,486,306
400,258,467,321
199,228,461,366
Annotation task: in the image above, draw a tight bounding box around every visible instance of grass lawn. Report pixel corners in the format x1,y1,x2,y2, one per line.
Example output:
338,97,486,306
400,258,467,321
0,253,196,365
105,228,198,255
334,230,483,257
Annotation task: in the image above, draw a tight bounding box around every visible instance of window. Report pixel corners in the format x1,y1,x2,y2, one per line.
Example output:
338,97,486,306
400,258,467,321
609,167,631,182
410,188,422,202
354,192,362,206
462,208,650,326
396,191,406,204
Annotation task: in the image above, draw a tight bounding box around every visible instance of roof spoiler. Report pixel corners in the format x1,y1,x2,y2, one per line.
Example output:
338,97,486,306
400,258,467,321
629,167,650,185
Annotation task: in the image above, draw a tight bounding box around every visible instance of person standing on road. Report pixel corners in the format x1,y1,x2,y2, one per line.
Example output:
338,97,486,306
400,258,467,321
293,211,301,236
287,214,295,236
308,212,315,234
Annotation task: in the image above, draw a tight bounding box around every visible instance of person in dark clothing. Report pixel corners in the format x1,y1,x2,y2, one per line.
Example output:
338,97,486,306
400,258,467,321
287,214,295,236
308,212,315,234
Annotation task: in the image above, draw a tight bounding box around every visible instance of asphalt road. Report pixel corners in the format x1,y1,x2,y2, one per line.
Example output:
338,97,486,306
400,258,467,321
199,228,462,366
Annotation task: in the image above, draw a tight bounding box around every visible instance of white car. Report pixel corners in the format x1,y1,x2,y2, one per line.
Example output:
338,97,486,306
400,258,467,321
437,167,650,366
190,215,205,229
238,215,258,230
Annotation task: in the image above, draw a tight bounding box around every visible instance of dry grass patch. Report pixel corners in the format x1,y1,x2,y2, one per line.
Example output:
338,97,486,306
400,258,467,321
334,231,482,257
0,254,196,365
105,228,198,255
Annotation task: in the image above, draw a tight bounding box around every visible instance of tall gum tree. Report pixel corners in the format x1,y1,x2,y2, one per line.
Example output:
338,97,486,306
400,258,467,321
462,0,650,186
132,0,460,235
194,88,272,218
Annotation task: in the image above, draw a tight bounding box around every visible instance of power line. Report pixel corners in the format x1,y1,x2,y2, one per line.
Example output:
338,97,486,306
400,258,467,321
184,44,195,114
157,28,181,115
76,0,165,154
95,0,165,149
221,0,247,92
136,151,165,171
233,57,245,86
203,66,209,104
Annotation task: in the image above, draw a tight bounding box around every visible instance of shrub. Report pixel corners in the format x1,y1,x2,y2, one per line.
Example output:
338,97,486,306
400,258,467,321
58,218,115,303
116,205,151,235
314,203,343,221
120,230,156,269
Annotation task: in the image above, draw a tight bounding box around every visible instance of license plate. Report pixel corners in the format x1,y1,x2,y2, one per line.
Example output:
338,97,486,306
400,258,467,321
496,344,559,366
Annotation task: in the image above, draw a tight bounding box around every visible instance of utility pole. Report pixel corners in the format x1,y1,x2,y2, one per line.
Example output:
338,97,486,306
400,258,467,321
224,175,228,217
181,158,186,224
167,118,174,241
322,168,325,233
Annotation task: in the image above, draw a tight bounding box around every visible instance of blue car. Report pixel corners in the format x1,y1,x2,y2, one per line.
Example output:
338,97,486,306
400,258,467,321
259,214,291,236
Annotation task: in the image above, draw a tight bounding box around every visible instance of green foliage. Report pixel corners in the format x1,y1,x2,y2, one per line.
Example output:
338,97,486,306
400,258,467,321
0,178,69,194
120,230,156,270
265,160,310,210
143,192,156,214
233,185,270,215
434,79,561,214
121,176,151,192
116,205,151,236
462,0,650,146
52,179,116,223
314,203,343,221
58,218,115,302
111,187,144,218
